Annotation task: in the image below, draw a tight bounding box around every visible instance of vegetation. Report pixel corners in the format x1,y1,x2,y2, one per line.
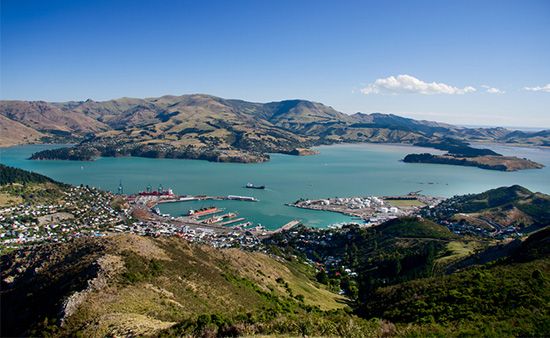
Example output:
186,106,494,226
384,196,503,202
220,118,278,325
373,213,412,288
265,218,467,300
1,234,345,337
157,310,385,337
0,165,69,207
427,185,550,230
0,164,59,185
402,153,543,171
360,228,550,337
264,219,550,337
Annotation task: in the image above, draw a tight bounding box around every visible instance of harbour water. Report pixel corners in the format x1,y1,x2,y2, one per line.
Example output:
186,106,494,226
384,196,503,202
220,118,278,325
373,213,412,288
1,143,549,229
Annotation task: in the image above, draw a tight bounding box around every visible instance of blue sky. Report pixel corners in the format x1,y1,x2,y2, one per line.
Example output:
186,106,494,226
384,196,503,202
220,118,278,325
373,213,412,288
1,0,549,127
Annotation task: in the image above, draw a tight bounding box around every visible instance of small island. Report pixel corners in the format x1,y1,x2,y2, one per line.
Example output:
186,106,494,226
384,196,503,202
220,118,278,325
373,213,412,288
403,153,544,171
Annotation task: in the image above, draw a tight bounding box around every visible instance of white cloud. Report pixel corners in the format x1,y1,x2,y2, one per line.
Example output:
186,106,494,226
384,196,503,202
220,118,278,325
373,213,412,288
481,85,505,94
360,74,476,95
523,84,550,93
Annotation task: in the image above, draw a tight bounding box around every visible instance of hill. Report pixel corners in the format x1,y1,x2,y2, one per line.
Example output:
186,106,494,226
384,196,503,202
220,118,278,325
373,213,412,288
264,217,550,336
424,185,550,236
0,164,59,185
0,234,360,337
2,175,549,337
360,227,550,337
264,217,468,297
0,164,69,207
1,94,548,163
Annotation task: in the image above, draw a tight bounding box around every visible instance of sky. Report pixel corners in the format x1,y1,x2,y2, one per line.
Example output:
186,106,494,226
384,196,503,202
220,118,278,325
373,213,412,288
1,0,549,128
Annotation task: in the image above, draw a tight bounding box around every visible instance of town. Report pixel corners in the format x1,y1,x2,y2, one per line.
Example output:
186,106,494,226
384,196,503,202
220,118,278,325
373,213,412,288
0,185,123,248
0,184,277,253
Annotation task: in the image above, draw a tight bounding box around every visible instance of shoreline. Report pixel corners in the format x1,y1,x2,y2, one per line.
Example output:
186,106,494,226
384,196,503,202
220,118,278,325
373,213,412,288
3,139,549,154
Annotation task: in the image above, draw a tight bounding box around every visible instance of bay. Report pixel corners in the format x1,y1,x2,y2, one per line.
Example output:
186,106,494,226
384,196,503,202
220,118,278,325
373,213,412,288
1,143,549,230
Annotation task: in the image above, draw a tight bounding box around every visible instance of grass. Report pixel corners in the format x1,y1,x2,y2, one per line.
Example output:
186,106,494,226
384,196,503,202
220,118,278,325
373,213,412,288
435,241,482,266
55,235,348,337
0,191,23,207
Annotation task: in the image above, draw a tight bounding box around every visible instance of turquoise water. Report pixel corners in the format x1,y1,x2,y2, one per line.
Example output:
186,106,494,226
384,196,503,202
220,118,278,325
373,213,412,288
1,143,549,229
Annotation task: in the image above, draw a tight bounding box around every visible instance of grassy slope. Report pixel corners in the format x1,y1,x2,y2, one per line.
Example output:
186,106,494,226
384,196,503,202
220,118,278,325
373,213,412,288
360,227,550,337
375,217,458,240
430,185,550,229
0,164,67,207
1,234,345,337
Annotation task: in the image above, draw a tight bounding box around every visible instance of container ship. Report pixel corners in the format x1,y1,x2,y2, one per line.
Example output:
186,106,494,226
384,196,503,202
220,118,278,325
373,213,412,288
245,183,265,190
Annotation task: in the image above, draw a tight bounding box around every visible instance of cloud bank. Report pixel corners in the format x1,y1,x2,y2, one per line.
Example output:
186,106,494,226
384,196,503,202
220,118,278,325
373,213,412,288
361,74,476,95
524,84,550,93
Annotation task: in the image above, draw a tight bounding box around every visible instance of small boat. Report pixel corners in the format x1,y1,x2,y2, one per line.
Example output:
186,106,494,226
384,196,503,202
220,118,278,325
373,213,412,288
245,183,265,189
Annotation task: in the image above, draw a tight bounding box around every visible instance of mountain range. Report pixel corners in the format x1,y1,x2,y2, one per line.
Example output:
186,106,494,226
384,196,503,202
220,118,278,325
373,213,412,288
1,94,549,162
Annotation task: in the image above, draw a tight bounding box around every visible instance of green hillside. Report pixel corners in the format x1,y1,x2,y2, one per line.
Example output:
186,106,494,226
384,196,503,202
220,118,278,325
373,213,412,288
265,217,473,299
426,185,550,232
1,234,354,337
375,217,458,240
360,227,550,337
0,164,68,207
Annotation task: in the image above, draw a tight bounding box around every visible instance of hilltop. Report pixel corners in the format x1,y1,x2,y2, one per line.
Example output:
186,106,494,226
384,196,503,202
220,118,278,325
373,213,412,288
1,94,548,163
264,217,550,337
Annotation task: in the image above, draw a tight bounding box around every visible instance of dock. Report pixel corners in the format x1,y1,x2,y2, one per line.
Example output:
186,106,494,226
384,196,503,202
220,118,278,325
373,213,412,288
218,218,246,226
270,220,301,234
190,208,222,218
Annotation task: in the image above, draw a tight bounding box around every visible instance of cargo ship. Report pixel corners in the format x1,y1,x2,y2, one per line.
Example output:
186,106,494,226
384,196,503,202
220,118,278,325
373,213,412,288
187,207,218,216
245,183,265,190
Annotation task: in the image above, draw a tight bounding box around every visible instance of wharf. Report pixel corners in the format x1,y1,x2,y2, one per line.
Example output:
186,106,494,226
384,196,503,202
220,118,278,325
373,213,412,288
270,220,301,234
218,218,246,226
191,208,222,218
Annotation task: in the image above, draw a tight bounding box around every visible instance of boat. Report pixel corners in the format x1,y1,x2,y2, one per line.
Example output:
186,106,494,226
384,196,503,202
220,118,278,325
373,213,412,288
245,183,265,189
